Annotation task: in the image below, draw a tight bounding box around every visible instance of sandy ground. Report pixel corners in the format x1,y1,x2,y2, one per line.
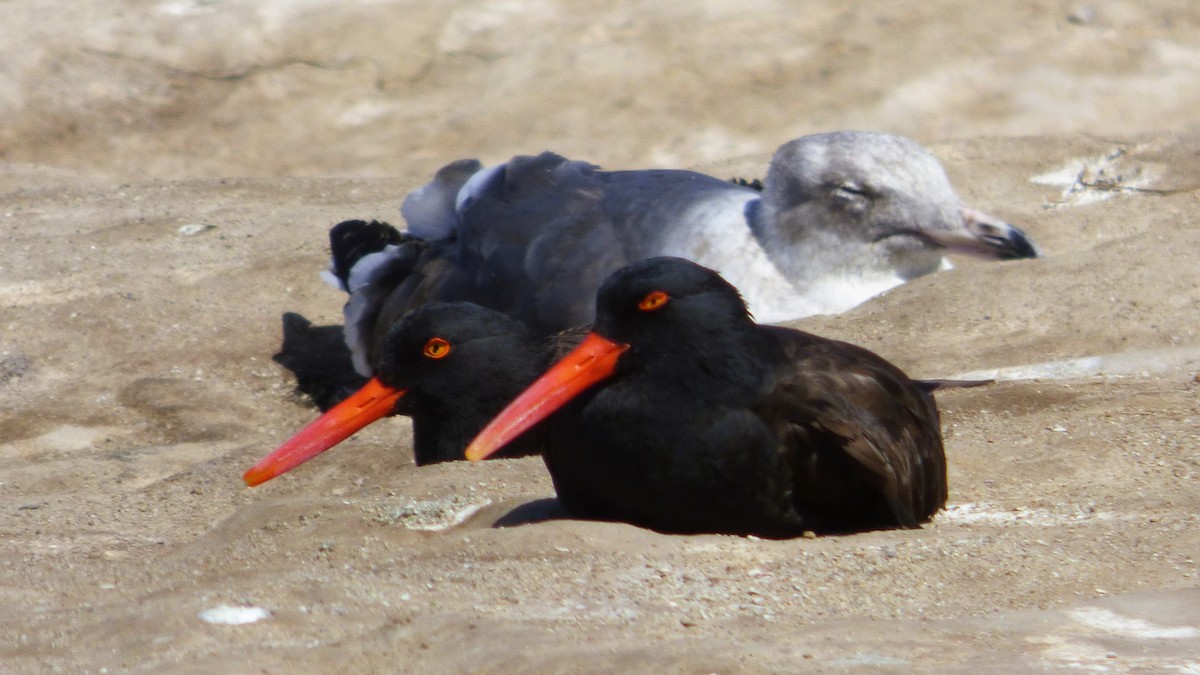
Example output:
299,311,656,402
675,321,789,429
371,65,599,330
2,1,1200,672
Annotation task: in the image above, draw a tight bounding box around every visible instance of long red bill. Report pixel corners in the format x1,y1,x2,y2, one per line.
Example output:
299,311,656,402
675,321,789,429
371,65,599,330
243,377,405,486
464,332,628,462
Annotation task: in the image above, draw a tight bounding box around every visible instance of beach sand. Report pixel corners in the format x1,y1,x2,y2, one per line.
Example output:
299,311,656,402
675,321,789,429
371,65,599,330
2,2,1198,671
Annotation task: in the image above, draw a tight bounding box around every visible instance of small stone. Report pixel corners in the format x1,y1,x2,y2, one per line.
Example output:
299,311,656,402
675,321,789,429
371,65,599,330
198,605,271,625
178,223,215,236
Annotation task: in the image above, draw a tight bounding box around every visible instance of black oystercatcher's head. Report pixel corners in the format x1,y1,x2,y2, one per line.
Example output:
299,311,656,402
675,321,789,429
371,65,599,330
591,255,749,331
374,302,542,408
465,257,752,462
245,302,540,486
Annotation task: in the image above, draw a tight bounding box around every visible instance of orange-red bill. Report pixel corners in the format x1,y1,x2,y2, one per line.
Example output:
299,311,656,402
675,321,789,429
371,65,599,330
243,377,406,487
464,332,629,462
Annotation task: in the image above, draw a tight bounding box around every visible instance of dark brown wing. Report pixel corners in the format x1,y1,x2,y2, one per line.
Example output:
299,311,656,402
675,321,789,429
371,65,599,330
756,327,947,530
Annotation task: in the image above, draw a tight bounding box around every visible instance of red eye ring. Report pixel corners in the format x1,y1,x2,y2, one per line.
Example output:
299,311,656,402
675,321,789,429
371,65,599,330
423,337,452,359
637,290,670,312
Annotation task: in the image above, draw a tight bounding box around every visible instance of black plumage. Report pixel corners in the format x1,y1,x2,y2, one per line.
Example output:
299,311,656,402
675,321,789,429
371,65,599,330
246,302,571,486
466,257,947,536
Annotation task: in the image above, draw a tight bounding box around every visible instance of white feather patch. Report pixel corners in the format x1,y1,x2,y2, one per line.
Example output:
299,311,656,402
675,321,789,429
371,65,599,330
454,163,504,214
342,290,376,377
346,245,402,294
320,267,346,291
401,181,460,240
656,193,804,320
339,244,411,377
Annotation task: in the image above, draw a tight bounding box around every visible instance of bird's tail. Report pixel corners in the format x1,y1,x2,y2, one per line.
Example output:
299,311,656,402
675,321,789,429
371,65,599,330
915,378,994,392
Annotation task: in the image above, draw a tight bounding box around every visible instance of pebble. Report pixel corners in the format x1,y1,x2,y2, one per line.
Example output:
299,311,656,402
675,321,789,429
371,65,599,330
178,223,215,236
198,605,271,625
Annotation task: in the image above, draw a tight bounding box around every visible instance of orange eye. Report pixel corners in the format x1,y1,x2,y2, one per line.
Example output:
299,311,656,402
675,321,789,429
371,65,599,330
637,290,670,312
423,337,452,359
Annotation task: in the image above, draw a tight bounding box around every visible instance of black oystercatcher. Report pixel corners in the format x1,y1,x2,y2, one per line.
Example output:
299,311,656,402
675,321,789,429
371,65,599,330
337,131,1038,347
464,257,948,536
245,302,565,486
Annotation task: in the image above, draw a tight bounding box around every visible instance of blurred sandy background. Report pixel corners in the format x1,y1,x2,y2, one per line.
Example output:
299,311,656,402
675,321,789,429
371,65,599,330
2,1,1199,672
